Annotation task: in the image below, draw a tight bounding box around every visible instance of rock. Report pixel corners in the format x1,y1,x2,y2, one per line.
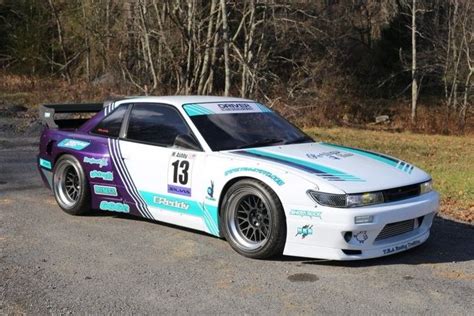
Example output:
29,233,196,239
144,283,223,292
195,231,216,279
375,115,389,123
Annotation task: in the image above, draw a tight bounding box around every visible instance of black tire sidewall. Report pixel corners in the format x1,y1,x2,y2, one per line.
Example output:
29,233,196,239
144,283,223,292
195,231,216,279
53,154,91,215
220,179,286,259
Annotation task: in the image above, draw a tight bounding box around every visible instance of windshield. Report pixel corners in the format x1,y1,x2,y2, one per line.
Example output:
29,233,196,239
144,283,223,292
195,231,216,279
184,102,312,151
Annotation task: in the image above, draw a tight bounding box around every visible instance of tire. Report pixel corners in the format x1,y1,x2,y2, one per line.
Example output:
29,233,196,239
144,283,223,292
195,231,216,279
52,154,91,215
220,179,286,259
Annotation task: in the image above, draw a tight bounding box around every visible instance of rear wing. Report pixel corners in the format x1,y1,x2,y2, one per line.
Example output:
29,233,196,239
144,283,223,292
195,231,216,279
39,102,111,129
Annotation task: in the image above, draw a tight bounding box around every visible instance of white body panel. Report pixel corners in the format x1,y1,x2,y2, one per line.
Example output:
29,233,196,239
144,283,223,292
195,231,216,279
108,96,439,260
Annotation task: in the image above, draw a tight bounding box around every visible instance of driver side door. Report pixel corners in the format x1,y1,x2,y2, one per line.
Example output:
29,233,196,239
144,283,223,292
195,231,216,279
118,103,207,230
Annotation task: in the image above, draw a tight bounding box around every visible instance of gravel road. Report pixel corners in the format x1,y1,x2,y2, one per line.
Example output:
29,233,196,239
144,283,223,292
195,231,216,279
1,129,473,314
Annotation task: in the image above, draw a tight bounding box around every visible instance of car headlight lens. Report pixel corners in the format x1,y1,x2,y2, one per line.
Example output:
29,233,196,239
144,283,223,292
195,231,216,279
419,180,433,194
307,191,384,208
346,192,384,207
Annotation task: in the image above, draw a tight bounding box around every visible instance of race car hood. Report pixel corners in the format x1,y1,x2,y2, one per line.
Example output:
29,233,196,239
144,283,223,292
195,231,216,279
226,142,431,194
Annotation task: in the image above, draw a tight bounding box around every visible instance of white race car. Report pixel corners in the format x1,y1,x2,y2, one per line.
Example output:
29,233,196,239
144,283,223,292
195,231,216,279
38,96,439,260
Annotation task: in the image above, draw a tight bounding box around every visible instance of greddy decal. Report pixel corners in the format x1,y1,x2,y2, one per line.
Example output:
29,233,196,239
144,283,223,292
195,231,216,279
290,210,322,219
108,138,154,220
321,143,415,174
100,201,130,213
139,191,219,236
83,157,108,168
90,170,114,181
235,150,364,182
39,158,52,170
57,139,90,150
94,185,118,197
225,167,285,185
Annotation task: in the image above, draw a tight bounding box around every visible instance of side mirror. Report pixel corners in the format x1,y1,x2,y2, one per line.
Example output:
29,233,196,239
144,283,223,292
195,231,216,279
173,134,202,151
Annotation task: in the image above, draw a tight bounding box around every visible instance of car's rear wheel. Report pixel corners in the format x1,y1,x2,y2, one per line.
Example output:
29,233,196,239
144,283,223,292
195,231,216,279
53,154,91,215
221,179,286,259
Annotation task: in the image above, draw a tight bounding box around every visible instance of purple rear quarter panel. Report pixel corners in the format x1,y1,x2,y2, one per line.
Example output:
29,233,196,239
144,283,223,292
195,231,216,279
37,109,143,217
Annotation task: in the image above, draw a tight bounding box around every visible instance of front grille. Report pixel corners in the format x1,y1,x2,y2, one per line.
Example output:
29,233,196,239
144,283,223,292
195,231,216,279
375,217,422,241
383,184,421,202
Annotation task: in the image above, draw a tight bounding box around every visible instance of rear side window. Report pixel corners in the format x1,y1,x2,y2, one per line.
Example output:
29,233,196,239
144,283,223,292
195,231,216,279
126,103,191,147
92,105,129,137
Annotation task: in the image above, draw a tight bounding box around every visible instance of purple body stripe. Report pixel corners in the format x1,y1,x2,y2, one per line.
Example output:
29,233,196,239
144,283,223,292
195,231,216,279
108,138,150,219
109,139,154,219
115,140,154,219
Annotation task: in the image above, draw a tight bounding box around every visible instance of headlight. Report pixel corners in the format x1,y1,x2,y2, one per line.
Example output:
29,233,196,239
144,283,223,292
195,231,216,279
346,192,384,207
307,191,384,208
419,180,433,194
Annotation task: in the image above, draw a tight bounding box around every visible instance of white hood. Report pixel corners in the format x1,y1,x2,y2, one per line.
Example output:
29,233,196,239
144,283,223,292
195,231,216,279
227,142,431,194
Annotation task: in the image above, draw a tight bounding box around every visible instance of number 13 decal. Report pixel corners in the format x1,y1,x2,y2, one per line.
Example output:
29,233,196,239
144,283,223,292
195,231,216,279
171,160,190,185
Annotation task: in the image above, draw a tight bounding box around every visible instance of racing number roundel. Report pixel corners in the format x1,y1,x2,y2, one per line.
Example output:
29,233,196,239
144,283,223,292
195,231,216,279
167,152,194,197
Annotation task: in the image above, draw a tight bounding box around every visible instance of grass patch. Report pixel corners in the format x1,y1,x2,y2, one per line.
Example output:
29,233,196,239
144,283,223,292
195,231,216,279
305,127,474,223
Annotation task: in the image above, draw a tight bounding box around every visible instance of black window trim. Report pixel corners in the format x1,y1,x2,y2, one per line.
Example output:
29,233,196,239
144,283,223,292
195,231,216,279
120,102,203,152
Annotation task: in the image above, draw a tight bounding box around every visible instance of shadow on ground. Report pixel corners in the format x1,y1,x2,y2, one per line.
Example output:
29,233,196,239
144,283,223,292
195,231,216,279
294,216,474,267
89,209,473,266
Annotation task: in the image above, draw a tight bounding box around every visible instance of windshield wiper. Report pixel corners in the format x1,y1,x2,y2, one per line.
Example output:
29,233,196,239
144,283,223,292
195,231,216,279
237,138,285,149
284,136,313,145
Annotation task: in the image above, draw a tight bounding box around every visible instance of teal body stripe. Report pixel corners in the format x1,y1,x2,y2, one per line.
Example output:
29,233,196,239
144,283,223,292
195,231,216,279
246,149,363,181
183,104,215,116
139,191,219,236
321,143,399,167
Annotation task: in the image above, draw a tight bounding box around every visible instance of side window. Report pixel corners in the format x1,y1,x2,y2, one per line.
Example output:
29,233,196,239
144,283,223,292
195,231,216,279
126,103,191,147
92,105,129,137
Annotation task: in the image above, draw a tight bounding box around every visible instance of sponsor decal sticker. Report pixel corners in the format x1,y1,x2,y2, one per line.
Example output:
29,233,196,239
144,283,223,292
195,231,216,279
353,231,368,244
306,151,353,160
90,170,114,181
99,201,130,213
94,185,118,196
57,138,90,150
225,167,285,186
83,156,108,168
167,184,191,197
153,196,190,211
206,180,216,201
39,158,52,170
383,240,421,255
168,151,194,196
217,103,253,111
296,225,313,239
290,209,322,219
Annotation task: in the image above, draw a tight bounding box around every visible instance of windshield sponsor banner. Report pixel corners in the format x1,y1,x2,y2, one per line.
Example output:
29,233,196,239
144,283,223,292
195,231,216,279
184,102,272,116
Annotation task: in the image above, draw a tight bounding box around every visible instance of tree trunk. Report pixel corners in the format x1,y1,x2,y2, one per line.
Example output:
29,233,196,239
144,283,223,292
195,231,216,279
411,0,417,123
220,0,230,96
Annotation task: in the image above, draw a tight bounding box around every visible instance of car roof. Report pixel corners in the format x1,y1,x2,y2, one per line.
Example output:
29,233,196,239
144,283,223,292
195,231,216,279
115,95,255,108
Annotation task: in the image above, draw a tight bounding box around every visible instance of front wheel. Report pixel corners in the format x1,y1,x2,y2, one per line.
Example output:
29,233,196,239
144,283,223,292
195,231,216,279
53,154,91,215
220,179,286,259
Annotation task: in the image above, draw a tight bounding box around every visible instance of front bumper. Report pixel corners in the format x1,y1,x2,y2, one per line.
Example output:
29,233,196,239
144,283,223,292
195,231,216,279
283,191,439,260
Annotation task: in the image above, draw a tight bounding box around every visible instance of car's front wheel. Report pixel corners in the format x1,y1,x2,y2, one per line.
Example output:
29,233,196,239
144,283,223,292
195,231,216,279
53,154,91,215
220,179,286,259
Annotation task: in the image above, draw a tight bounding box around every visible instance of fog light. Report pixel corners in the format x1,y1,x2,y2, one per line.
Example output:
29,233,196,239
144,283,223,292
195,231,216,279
355,215,374,224
343,231,352,242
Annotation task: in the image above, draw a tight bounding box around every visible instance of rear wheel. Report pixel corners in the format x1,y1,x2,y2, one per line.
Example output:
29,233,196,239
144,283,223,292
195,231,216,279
221,179,286,259
53,154,91,215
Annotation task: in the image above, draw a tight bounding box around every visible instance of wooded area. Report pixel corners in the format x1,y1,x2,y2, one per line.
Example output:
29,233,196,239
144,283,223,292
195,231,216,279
0,0,472,133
